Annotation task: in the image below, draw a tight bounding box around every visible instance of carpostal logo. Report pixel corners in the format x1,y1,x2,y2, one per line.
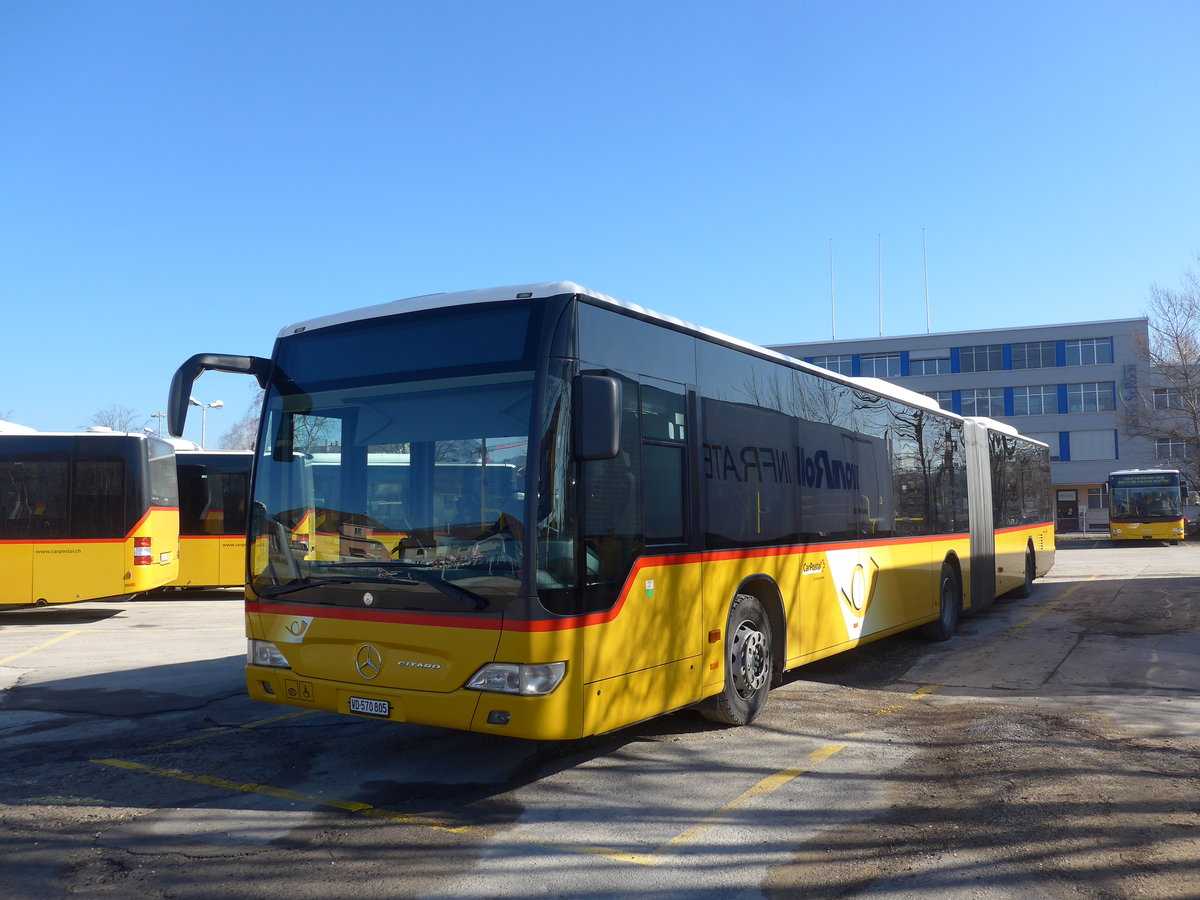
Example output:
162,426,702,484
802,561,825,575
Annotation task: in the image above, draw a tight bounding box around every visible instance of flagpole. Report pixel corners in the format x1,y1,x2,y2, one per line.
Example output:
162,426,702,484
877,233,883,337
923,227,931,333
829,238,837,340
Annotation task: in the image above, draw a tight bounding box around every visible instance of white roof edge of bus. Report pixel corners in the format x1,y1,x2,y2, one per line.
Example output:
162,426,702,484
277,282,603,337
165,437,203,451
0,418,37,434
0,430,159,440
964,416,1047,447
275,281,922,387
848,377,952,416
966,416,1020,436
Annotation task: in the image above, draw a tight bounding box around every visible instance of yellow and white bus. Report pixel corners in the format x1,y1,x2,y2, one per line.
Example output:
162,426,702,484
1107,468,1186,543
171,450,252,588
0,432,179,607
168,282,1054,739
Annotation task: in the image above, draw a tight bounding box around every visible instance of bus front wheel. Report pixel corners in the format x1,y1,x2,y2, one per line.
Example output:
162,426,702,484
699,594,773,726
920,563,960,642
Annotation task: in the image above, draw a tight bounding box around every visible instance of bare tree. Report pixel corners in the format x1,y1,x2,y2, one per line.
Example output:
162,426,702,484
221,389,264,451
87,405,147,433
1125,256,1200,489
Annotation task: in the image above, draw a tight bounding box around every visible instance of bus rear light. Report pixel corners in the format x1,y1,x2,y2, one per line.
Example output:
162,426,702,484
133,537,153,566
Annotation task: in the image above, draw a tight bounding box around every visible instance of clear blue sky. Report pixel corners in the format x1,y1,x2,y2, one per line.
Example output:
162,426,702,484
3,1,1198,447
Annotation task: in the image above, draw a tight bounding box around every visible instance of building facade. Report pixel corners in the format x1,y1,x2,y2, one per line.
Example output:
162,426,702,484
770,317,1153,533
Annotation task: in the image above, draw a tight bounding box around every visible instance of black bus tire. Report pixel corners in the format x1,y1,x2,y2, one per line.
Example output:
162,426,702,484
1009,547,1036,599
699,594,773,726
920,563,960,642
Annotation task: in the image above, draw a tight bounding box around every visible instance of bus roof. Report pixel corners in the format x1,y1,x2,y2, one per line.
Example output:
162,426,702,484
278,281,970,420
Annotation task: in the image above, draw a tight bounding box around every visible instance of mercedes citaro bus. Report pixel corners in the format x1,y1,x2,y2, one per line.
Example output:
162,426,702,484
168,282,1053,739
0,431,179,607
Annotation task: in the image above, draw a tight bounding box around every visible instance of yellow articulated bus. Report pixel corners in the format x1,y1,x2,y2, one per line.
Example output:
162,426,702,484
168,282,1054,739
1107,468,1186,544
171,450,252,588
0,431,179,607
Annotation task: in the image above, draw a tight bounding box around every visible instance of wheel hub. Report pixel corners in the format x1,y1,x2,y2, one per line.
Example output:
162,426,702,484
731,622,768,697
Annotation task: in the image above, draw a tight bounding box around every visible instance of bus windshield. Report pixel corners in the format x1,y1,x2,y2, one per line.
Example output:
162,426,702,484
250,309,538,613
1110,474,1182,520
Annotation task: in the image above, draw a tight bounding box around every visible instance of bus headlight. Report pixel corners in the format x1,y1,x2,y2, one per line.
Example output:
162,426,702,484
466,662,566,695
247,639,291,669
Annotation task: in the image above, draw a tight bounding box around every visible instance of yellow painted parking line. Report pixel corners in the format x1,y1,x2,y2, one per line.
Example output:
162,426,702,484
658,743,847,855
891,574,1104,703
0,630,80,665
143,709,320,750
93,743,851,867
1007,573,1099,635
91,757,487,836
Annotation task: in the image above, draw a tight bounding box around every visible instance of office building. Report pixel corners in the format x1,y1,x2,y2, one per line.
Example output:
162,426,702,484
770,317,1152,533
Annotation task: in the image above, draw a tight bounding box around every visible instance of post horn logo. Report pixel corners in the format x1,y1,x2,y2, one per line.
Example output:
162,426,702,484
355,644,383,680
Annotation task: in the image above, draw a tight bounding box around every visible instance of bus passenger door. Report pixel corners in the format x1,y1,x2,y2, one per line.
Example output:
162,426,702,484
578,376,699,734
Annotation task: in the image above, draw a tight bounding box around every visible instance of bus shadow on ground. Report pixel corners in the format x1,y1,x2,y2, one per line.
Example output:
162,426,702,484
0,606,126,625
0,655,247,719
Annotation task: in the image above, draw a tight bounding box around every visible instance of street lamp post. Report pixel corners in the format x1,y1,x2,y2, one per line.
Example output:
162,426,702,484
150,411,166,436
188,397,224,448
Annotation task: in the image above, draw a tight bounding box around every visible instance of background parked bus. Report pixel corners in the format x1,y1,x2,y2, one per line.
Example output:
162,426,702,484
0,430,179,607
1107,468,1186,543
168,282,1054,740
171,448,252,588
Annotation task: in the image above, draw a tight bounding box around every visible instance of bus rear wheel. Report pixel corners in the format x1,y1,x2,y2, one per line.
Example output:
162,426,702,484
699,594,773,726
1009,547,1036,599
920,563,960,642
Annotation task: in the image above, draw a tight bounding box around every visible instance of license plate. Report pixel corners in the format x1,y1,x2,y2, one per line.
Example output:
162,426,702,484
349,696,390,718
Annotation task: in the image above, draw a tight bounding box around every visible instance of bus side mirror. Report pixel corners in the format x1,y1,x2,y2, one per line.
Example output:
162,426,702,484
168,353,271,437
574,375,621,460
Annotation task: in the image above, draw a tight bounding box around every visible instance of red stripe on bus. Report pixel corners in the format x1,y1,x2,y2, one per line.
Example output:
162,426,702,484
0,506,186,546
126,506,178,537
247,528,1009,633
245,601,505,631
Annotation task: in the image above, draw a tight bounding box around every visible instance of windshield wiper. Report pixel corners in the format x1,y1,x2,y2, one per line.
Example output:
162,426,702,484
257,578,320,599
309,561,492,611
